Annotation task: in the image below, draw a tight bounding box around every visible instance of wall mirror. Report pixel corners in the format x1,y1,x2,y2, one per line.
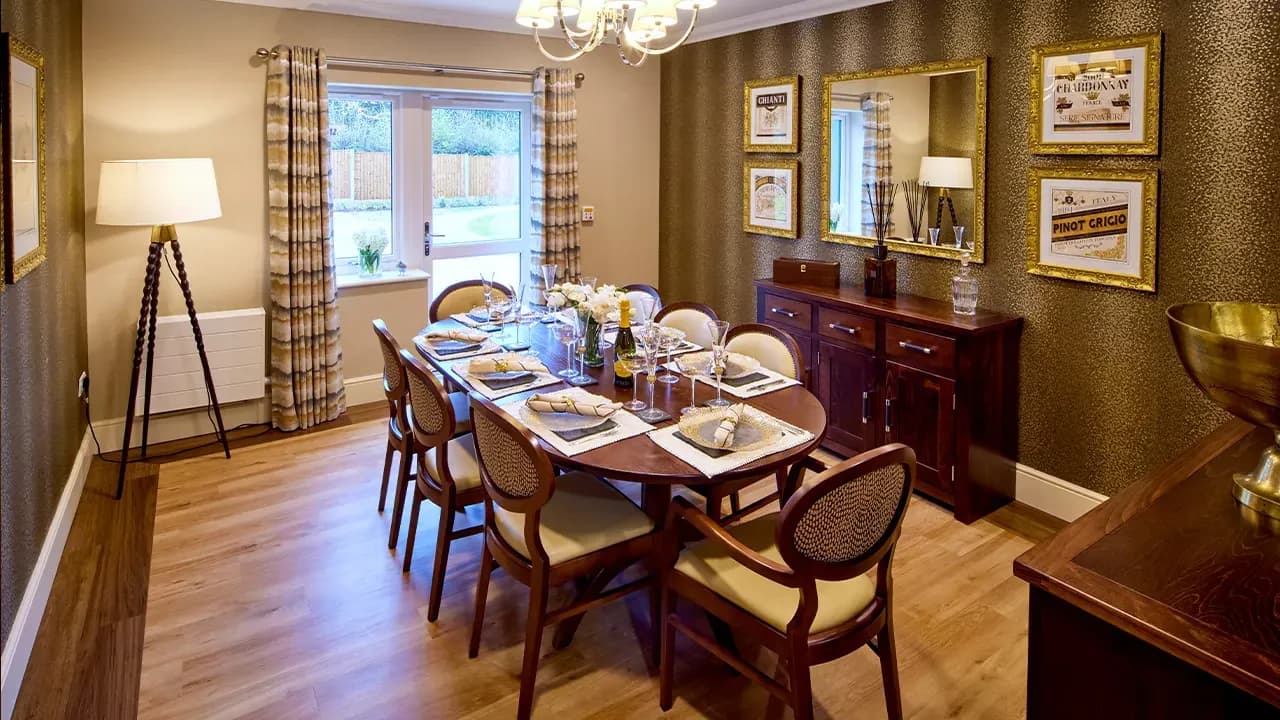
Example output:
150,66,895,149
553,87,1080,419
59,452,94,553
821,58,987,262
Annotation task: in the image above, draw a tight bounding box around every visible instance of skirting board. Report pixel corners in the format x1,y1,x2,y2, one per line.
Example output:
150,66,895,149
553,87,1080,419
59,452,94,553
1,429,94,720
1016,463,1109,522
343,374,385,407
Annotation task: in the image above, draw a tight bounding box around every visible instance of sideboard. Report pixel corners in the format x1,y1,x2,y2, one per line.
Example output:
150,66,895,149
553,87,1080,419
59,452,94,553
753,278,1023,523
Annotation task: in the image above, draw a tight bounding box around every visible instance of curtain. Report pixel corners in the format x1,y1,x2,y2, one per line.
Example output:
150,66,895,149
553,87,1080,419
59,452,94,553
266,46,346,431
530,67,581,288
860,91,893,235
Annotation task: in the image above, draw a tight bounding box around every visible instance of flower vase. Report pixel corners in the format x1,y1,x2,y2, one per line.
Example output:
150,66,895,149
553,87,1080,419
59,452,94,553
583,314,606,368
358,251,382,278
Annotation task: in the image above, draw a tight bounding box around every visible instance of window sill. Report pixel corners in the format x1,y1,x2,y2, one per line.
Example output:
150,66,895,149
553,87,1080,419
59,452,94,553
336,269,430,290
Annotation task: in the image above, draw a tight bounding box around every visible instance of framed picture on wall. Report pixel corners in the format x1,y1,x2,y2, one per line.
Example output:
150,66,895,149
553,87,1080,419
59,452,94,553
743,159,798,239
744,76,799,153
1029,33,1162,155
1026,167,1158,291
3,33,47,283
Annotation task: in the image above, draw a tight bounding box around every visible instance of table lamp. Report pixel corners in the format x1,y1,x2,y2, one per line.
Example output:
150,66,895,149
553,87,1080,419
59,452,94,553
96,158,231,499
918,156,973,248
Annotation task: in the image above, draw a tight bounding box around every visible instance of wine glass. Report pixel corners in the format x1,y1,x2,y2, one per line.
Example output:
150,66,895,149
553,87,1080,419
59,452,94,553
554,312,579,379
636,326,669,422
510,284,538,355
492,296,514,348
657,326,685,385
479,272,495,320
675,355,701,415
567,308,595,386
705,321,732,408
579,275,597,290
539,264,558,323
620,348,647,411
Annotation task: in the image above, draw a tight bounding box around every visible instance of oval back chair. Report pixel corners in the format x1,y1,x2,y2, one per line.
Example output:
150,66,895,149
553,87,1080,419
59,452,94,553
661,443,917,720
654,302,720,348
622,283,663,321
430,279,514,323
725,323,805,383
372,319,411,528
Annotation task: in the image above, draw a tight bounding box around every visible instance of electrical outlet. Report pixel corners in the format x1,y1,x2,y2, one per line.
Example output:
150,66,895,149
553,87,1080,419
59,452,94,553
581,206,595,223
77,371,90,402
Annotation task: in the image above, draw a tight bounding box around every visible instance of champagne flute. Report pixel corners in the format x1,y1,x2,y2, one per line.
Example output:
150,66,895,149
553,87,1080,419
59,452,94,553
538,264,558,323
705,321,732,408
675,355,701,415
657,326,684,384
506,284,535,353
555,312,579,378
567,308,594,386
637,326,668,422
479,272,495,321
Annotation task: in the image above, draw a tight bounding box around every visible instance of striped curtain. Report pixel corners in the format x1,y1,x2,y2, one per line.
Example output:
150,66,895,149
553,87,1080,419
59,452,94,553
530,67,581,287
266,46,347,431
860,91,893,235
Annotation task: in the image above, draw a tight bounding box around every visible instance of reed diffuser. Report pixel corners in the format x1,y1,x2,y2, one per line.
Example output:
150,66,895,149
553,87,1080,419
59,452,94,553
863,180,898,297
902,179,929,243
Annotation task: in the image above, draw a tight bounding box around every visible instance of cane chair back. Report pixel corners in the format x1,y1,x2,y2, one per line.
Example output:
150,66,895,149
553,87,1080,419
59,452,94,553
373,319,408,404
399,349,458,450
469,396,556,512
430,280,514,323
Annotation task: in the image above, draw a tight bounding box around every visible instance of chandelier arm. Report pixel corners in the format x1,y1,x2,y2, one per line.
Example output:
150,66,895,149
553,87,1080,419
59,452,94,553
534,28,590,63
623,8,700,56
615,35,649,67
554,5,594,46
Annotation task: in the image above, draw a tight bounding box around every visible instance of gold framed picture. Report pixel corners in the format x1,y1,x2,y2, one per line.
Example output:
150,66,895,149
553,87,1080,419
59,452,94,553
1029,33,1161,155
743,159,798,239
1026,167,1158,292
4,33,47,283
744,76,799,153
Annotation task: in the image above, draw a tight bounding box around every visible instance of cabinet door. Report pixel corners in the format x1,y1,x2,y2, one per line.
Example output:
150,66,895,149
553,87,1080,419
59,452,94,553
884,361,955,498
817,341,877,454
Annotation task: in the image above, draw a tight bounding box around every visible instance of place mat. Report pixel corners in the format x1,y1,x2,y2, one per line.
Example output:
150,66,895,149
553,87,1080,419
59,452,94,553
647,412,813,477
638,339,704,357
415,335,502,361
449,312,515,329
454,362,562,400
498,388,653,456
689,366,801,399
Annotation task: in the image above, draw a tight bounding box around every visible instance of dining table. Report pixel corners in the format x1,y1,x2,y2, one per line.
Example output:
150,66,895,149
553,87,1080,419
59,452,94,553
414,310,830,649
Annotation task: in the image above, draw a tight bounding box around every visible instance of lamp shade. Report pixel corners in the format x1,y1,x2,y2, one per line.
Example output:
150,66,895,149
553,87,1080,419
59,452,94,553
917,156,973,190
97,158,222,226
516,0,555,28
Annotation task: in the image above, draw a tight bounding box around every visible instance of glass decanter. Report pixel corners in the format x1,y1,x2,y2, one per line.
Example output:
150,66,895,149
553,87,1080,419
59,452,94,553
951,251,978,316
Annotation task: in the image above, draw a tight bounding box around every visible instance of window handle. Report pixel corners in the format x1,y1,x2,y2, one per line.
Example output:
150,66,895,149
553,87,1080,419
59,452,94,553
423,222,447,256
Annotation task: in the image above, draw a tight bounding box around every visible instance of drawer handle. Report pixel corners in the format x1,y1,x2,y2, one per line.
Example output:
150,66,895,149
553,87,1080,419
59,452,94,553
884,398,893,434
828,322,859,335
862,390,870,424
770,307,798,319
898,340,934,356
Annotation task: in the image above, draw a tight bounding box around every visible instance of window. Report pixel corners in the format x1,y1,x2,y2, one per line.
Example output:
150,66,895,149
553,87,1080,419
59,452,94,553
327,87,532,292
829,108,864,235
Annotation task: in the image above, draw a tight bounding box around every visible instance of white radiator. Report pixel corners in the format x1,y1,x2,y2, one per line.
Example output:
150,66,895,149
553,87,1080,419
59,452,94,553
137,308,266,414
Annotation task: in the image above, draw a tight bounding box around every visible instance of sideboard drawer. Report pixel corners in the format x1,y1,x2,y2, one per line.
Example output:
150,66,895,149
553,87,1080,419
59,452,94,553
817,306,876,352
885,323,956,377
761,293,812,332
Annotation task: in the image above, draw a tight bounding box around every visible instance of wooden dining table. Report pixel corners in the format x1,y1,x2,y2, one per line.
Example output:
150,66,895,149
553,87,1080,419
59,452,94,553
414,312,829,649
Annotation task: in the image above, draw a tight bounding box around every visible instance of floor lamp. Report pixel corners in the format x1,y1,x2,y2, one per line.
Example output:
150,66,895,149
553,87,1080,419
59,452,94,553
96,158,231,499
919,156,974,248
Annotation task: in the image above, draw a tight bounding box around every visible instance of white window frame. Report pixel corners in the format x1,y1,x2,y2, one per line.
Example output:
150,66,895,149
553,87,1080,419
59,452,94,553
328,84,533,287
830,107,864,235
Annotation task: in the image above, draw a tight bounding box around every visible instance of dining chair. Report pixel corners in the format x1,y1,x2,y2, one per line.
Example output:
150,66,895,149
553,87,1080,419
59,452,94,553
467,395,659,720
429,279,514,323
686,323,808,521
654,301,720,348
660,444,916,720
622,283,663,320
374,320,472,551
398,349,487,620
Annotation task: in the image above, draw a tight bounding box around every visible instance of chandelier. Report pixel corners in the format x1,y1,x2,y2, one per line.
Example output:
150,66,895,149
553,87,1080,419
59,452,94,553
515,0,715,66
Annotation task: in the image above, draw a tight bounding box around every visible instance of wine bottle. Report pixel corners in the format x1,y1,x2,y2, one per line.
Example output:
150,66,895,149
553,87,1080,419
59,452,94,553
613,298,636,389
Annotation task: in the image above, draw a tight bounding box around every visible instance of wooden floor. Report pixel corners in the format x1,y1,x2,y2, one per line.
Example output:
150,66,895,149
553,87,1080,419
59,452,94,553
14,408,1060,719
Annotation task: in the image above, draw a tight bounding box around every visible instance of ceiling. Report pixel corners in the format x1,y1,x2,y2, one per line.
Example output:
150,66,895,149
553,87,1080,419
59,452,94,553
214,0,889,43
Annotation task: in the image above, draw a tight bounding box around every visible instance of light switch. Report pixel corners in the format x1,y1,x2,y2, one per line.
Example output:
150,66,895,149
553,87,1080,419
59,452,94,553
581,206,595,223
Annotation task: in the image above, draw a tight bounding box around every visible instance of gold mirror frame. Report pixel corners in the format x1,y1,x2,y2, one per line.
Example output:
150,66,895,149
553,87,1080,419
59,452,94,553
4,34,48,284
820,57,988,263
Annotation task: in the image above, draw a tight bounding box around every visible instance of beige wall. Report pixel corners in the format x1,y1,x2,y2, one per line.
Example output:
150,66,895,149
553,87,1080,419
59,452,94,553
81,0,660,426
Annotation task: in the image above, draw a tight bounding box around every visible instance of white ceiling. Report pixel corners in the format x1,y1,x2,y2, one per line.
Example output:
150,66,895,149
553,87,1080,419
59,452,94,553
214,0,889,43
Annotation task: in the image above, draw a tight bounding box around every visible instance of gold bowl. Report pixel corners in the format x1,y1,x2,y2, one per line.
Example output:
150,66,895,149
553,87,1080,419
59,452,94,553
1168,302,1280,519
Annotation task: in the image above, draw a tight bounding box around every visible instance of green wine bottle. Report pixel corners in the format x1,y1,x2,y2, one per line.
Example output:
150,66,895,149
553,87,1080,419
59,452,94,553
613,298,636,389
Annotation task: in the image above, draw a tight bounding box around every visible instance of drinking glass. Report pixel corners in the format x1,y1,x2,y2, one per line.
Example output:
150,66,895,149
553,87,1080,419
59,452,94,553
480,272,496,319
567,308,594,386
657,326,685,385
636,327,669,422
705,321,732,408
620,349,647,411
579,276,597,290
675,356,701,415
539,264,559,323
554,313,579,378
512,285,538,355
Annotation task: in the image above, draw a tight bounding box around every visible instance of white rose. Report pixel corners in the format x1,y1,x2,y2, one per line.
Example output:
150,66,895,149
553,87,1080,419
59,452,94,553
547,291,566,309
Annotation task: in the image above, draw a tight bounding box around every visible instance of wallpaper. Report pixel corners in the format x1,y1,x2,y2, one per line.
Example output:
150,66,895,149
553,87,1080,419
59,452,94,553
659,0,1280,495
0,0,87,645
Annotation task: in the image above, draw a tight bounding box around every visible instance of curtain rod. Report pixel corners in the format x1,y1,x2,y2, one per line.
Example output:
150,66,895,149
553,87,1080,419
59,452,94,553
254,48,585,88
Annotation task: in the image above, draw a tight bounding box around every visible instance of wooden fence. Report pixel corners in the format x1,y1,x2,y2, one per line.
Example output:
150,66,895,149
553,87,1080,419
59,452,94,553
331,150,519,202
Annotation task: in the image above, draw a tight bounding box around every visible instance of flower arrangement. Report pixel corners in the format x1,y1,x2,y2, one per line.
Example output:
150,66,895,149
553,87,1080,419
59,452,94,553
545,282,625,324
829,203,842,232
354,228,389,277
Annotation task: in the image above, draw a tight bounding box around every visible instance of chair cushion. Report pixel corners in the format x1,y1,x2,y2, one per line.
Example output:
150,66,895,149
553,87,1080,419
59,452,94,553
659,309,717,348
449,391,473,434
494,473,654,564
674,513,875,633
726,334,798,379
424,434,482,492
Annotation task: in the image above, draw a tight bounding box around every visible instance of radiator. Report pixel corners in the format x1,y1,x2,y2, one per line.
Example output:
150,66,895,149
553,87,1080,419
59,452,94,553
137,308,266,414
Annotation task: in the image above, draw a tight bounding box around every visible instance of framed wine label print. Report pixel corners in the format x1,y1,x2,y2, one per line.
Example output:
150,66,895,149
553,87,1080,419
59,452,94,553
1026,167,1158,292
1029,33,1162,155
744,76,799,153
743,159,798,239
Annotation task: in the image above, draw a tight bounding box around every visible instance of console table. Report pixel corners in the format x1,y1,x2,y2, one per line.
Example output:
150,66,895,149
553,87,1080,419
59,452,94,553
1015,420,1280,718
753,278,1022,523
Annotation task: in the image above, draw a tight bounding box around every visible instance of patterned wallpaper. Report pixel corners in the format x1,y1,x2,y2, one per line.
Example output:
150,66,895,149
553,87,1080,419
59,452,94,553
659,0,1280,494
0,0,87,645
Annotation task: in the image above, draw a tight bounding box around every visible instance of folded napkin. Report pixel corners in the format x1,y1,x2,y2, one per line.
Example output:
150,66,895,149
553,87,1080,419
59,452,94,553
427,328,489,343
468,355,548,375
526,393,621,417
712,404,747,449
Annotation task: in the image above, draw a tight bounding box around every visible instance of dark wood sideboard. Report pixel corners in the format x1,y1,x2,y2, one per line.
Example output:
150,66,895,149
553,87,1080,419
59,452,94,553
1015,420,1280,719
753,278,1023,523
